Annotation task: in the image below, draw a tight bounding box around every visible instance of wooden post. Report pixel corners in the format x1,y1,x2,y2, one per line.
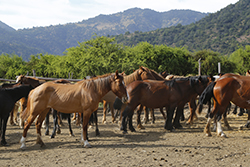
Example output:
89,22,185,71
218,62,221,74
198,58,201,75
32,69,36,77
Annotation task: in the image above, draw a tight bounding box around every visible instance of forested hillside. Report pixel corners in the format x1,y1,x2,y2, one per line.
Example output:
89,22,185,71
0,8,207,60
115,0,248,55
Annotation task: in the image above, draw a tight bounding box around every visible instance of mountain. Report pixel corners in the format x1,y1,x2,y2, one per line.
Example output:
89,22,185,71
0,8,208,60
115,0,248,55
0,21,15,32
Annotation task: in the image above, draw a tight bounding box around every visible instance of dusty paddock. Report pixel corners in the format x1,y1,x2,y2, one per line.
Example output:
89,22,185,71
1,107,250,167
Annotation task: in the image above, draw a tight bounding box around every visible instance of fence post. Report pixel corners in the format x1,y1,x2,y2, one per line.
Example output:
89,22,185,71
218,62,221,74
32,69,36,77
198,58,201,75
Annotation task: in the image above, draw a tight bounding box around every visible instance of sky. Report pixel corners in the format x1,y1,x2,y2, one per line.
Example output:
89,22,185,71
0,0,239,30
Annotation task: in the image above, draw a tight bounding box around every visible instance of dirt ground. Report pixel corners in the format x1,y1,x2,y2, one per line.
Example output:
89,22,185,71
1,106,250,167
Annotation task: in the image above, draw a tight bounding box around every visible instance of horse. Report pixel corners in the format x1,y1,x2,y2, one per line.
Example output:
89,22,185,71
15,75,41,128
20,71,127,149
198,73,250,137
101,66,157,124
0,82,22,126
0,85,33,146
120,76,213,133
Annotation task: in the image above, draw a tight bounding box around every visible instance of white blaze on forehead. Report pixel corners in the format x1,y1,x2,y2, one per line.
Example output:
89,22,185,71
122,81,125,86
247,100,250,104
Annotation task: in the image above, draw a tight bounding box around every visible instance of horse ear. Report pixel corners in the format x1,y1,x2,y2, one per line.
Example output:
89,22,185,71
115,70,118,79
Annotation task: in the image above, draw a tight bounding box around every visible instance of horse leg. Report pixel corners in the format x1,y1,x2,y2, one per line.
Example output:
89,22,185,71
20,111,40,149
9,108,15,126
244,109,250,128
186,99,197,125
150,108,155,124
238,108,244,116
120,106,130,133
164,106,175,131
223,108,232,130
173,106,183,129
160,107,166,120
72,113,76,121
50,109,58,138
76,113,81,126
57,111,63,126
19,98,27,129
102,100,107,124
136,105,145,129
204,117,212,136
128,111,136,132
1,116,9,146
109,102,115,123
93,110,100,136
44,110,50,136
35,109,51,147
81,111,92,148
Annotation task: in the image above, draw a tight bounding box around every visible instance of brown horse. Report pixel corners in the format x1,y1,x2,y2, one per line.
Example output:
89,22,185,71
199,73,250,137
120,76,213,133
15,75,41,128
20,71,127,149
101,66,157,124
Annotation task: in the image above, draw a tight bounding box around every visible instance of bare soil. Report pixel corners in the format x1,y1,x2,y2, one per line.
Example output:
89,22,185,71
1,106,250,167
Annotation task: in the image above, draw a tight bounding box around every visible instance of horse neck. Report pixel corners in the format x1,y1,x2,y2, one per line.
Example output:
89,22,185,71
24,77,40,88
4,86,31,102
87,75,113,99
124,70,141,85
151,71,165,80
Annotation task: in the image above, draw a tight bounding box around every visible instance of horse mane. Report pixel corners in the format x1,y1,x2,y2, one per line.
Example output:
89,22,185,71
149,69,165,80
79,73,117,92
124,69,141,85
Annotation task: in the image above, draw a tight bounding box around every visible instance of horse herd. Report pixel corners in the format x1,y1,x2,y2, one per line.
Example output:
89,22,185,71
1,66,250,150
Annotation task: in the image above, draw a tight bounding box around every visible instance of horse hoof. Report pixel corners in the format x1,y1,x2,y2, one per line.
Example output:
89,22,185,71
220,133,227,138
137,125,145,129
122,131,128,135
70,133,75,137
1,142,9,146
50,135,55,139
57,130,61,134
205,133,212,137
84,144,92,148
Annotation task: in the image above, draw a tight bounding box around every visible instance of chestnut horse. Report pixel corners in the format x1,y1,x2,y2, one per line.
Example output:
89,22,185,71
199,73,250,137
120,76,213,133
20,71,127,149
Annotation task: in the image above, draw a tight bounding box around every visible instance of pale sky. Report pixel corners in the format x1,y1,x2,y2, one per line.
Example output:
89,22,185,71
0,0,239,30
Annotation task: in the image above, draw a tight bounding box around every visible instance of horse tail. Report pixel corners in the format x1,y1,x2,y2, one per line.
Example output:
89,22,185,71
198,81,216,113
21,99,31,121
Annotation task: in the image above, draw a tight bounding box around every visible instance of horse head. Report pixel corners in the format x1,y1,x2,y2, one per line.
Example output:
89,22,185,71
138,66,155,80
111,70,128,103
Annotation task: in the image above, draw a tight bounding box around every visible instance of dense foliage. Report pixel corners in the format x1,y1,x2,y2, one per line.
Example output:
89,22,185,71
0,36,247,80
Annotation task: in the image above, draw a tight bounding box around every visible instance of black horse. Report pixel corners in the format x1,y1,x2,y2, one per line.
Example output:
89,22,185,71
0,85,33,146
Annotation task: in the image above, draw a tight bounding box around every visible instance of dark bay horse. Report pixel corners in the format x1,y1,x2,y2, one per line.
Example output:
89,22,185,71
120,76,213,133
0,85,33,146
199,73,250,137
20,71,127,149
101,66,157,124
